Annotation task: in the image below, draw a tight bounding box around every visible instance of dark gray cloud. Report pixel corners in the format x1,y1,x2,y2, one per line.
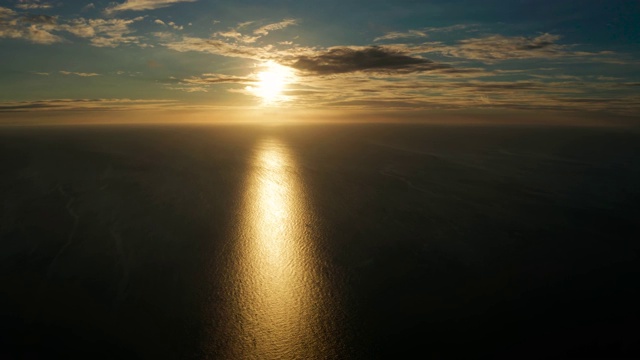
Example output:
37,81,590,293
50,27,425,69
289,46,450,75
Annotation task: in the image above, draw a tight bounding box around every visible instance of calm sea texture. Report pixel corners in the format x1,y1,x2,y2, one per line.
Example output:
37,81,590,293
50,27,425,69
1,123,639,358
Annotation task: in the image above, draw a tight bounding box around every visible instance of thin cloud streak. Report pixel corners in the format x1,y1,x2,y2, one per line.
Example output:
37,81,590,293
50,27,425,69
59,71,101,77
375,24,477,42
374,30,427,42
0,99,178,112
105,0,197,13
253,19,297,36
16,3,54,10
423,33,612,62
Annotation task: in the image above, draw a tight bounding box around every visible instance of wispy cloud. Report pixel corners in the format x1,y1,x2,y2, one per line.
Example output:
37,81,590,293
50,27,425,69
15,1,54,10
253,18,297,36
164,37,274,59
164,73,257,92
214,29,259,44
430,33,611,62
82,3,95,12
375,24,477,42
212,18,298,44
105,0,197,14
374,30,427,42
165,85,209,93
424,24,478,33
0,7,145,47
59,70,100,77
280,72,640,115
62,16,145,47
182,73,256,85
0,99,178,112
154,19,183,30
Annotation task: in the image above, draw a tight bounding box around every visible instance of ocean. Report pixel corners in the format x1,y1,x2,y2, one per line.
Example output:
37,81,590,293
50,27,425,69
1,123,638,358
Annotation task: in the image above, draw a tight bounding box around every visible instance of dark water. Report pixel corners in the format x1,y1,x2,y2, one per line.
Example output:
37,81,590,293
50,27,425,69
1,123,639,358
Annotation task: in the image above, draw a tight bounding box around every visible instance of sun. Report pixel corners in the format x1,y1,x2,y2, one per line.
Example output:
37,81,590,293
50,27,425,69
246,61,295,105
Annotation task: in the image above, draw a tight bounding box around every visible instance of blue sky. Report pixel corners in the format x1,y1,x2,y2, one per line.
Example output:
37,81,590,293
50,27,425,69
0,0,638,121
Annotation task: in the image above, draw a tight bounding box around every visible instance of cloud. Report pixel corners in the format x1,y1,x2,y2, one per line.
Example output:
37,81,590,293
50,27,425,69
164,73,256,93
288,46,451,75
168,21,182,30
374,30,427,42
163,35,456,76
0,23,64,44
162,35,476,78
27,26,63,44
0,9,63,44
163,36,453,78
105,0,197,13
0,99,178,112
82,3,95,12
154,19,183,30
16,2,53,10
182,73,256,85
59,70,100,76
159,26,631,115
431,33,609,62
375,24,477,42
20,14,57,24
164,37,273,59
236,21,253,28
0,7,144,47
372,32,611,63
282,71,640,115
214,29,259,44
69,17,145,47
253,19,297,36
165,86,208,93
58,19,96,37
212,18,297,44
424,24,478,33
0,7,16,18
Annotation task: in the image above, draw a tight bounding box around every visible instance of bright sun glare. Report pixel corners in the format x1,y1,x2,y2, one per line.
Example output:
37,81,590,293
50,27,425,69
246,61,295,105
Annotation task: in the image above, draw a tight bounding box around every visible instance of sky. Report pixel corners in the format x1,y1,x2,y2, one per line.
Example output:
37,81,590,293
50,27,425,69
0,0,639,123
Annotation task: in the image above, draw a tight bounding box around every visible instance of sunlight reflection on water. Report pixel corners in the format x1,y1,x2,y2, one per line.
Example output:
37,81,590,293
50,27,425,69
221,137,339,359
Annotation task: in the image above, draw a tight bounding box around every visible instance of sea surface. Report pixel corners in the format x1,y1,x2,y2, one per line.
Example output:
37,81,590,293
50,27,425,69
1,123,639,358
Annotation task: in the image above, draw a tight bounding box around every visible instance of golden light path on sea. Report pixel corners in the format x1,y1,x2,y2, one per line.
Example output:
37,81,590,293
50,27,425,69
221,137,340,359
